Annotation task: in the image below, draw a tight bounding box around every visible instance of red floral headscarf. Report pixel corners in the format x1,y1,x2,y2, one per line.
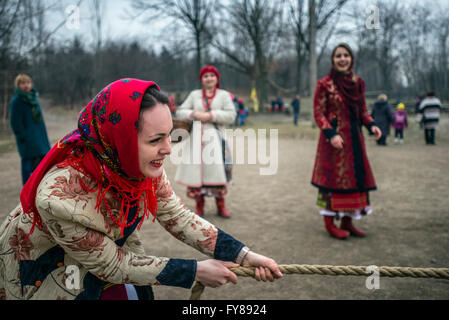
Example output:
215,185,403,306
21,79,161,239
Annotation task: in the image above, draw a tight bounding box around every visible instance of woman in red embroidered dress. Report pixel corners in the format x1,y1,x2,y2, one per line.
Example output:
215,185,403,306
311,43,382,239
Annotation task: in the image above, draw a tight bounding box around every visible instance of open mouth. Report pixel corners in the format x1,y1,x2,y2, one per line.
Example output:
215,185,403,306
150,159,164,167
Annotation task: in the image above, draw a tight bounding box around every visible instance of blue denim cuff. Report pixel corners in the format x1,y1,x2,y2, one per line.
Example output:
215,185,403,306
214,229,245,262
156,259,197,289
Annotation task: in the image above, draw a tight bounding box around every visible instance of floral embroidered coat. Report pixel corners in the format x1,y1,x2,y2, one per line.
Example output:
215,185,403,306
311,75,377,193
0,166,244,300
174,89,236,187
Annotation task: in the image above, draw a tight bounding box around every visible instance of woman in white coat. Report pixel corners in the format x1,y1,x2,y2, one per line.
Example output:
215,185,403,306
175,65,236,218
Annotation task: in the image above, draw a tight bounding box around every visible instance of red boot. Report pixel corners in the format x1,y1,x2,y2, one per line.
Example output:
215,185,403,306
195,195,205,216
216,197,231,218
323,216,349,239
340,216,366,237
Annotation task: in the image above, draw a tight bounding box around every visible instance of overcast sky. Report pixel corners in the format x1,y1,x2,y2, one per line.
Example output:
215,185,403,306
47,0,448,53
47,0,168,51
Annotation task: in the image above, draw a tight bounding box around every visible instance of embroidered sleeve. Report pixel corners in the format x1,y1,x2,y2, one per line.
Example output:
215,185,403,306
156,170,245,262
35,167,196,289
122,230,145,255
313,79,333,132
209,91,236,125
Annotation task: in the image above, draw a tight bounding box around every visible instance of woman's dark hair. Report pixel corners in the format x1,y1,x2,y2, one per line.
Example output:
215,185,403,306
141,86,169,109
138,85,170,131
426,90,436,97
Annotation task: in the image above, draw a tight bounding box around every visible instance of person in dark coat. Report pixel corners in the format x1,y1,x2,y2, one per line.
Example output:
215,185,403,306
10,74,51,185
270,99,276,112
291,94,301,125
276,96,284,112
371,94,393,146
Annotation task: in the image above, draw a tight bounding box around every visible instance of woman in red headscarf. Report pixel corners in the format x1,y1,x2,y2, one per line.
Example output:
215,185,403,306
0,79,282,300
174,65,236,218
311,44,382,240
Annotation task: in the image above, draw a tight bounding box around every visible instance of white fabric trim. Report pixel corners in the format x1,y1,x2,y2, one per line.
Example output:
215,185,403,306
125,284,139,300
319,206,372,220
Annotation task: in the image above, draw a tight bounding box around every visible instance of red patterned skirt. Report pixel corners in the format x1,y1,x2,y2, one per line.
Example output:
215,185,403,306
187,186,227,199
317,190,372,220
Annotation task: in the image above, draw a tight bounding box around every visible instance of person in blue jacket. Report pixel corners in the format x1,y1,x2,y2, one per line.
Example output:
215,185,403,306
10,74,51,185
291,94,301,125
237,98,248,126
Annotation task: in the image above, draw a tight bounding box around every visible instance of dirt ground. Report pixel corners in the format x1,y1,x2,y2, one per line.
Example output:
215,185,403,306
1,107,448,300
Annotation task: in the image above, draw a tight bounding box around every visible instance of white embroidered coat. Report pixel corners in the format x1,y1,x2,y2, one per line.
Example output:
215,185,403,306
174,89,236,187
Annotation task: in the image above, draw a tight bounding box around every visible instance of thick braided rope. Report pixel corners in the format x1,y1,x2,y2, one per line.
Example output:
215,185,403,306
190,264,449,300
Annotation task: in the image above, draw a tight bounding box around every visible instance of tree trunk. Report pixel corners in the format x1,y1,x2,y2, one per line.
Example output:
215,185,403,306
296,42,303,94
309,0,317,98
309,0,317,127
2,70,8,128
256,44,268,110
257,69,268,111
195,32,202,75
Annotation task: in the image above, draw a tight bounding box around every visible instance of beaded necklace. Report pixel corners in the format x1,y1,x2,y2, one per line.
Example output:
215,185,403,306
202,87,217,111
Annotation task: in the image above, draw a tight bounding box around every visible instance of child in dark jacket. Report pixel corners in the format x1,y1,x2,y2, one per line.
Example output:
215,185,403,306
392,103,408,144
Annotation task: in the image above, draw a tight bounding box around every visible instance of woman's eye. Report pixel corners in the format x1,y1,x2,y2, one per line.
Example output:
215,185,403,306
149,138,161,144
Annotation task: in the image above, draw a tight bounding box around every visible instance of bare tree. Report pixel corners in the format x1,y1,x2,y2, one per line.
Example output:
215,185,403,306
1,0,72,124
396,4,432,96
375,1,404,93
351,0,405,96
434,9,449,97
129,0,218,75
0,0,22,68
309,0,317,99
288,0,348,95
213,0,286,108
91,0,105,52
90,0,107,94
12,0,83,56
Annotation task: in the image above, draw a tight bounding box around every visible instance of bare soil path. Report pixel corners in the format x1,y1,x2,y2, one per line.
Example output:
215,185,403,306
1,108,448,299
